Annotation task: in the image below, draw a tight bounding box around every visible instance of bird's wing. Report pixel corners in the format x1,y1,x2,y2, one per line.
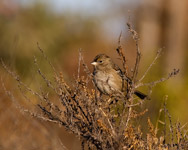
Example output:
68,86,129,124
113,63,132,82
113,63,123,76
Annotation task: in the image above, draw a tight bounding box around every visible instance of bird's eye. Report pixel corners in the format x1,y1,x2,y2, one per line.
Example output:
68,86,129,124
99,60,103,63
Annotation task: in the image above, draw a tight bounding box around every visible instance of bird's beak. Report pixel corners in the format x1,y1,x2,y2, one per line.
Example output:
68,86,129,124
91,62,97,66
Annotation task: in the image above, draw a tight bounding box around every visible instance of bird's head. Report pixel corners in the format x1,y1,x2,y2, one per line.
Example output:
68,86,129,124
91,54,113,70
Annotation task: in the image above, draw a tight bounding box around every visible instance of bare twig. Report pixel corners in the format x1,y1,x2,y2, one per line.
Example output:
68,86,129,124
163,95,168,144
78,49,82,80
125,101,142,107
99,107,116,137
124,97,134,128
136,69,180,88
37,42,57,76
58,138,69,150
79,51,93,85
1,59,44,101
116,31,128,76
139,48,163,82
127,22,141,82
166,106,174,146
34,56,57,93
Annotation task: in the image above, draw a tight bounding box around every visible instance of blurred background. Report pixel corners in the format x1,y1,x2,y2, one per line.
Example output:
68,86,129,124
0,0,188,149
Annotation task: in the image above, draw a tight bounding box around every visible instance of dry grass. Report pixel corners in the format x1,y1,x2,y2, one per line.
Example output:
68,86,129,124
1,22,187,150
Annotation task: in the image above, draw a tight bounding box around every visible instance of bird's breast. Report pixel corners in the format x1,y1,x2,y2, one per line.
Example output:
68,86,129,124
93,70,122,95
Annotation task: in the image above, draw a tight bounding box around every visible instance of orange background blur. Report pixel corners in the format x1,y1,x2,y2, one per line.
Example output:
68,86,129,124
0,0,188,149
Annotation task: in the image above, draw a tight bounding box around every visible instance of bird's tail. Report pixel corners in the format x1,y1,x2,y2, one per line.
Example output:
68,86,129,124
134,90,148,100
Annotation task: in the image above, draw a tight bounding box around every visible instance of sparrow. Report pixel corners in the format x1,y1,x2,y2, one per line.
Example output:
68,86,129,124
91,54,147,100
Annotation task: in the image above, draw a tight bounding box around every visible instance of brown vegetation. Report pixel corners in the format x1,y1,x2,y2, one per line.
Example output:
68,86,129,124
1,22,187,150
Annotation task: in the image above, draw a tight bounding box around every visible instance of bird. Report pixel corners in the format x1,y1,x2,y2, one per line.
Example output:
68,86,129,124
91,54,147,100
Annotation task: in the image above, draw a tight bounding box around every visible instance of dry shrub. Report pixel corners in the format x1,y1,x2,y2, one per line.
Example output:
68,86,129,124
1,22,187,150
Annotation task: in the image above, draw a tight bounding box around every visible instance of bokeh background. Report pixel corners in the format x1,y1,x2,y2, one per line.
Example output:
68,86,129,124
0,0,188,149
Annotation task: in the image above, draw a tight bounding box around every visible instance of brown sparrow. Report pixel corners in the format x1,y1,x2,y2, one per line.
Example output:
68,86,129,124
91,54,147,99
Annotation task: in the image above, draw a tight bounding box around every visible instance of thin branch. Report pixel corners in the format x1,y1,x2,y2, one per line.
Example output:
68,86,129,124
163,95,168,144
116,31,128,76
58,138,69,150
37,42,57,76
135,69,180,88
139,48,163,82
125,101,142,107
78,49,82,80
1,59,44,100
166,108,174,146
99,107,116,137
127,22,141,82
124,97,134,128
118,31,122,46
34,56,57,93
79,51,93,83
